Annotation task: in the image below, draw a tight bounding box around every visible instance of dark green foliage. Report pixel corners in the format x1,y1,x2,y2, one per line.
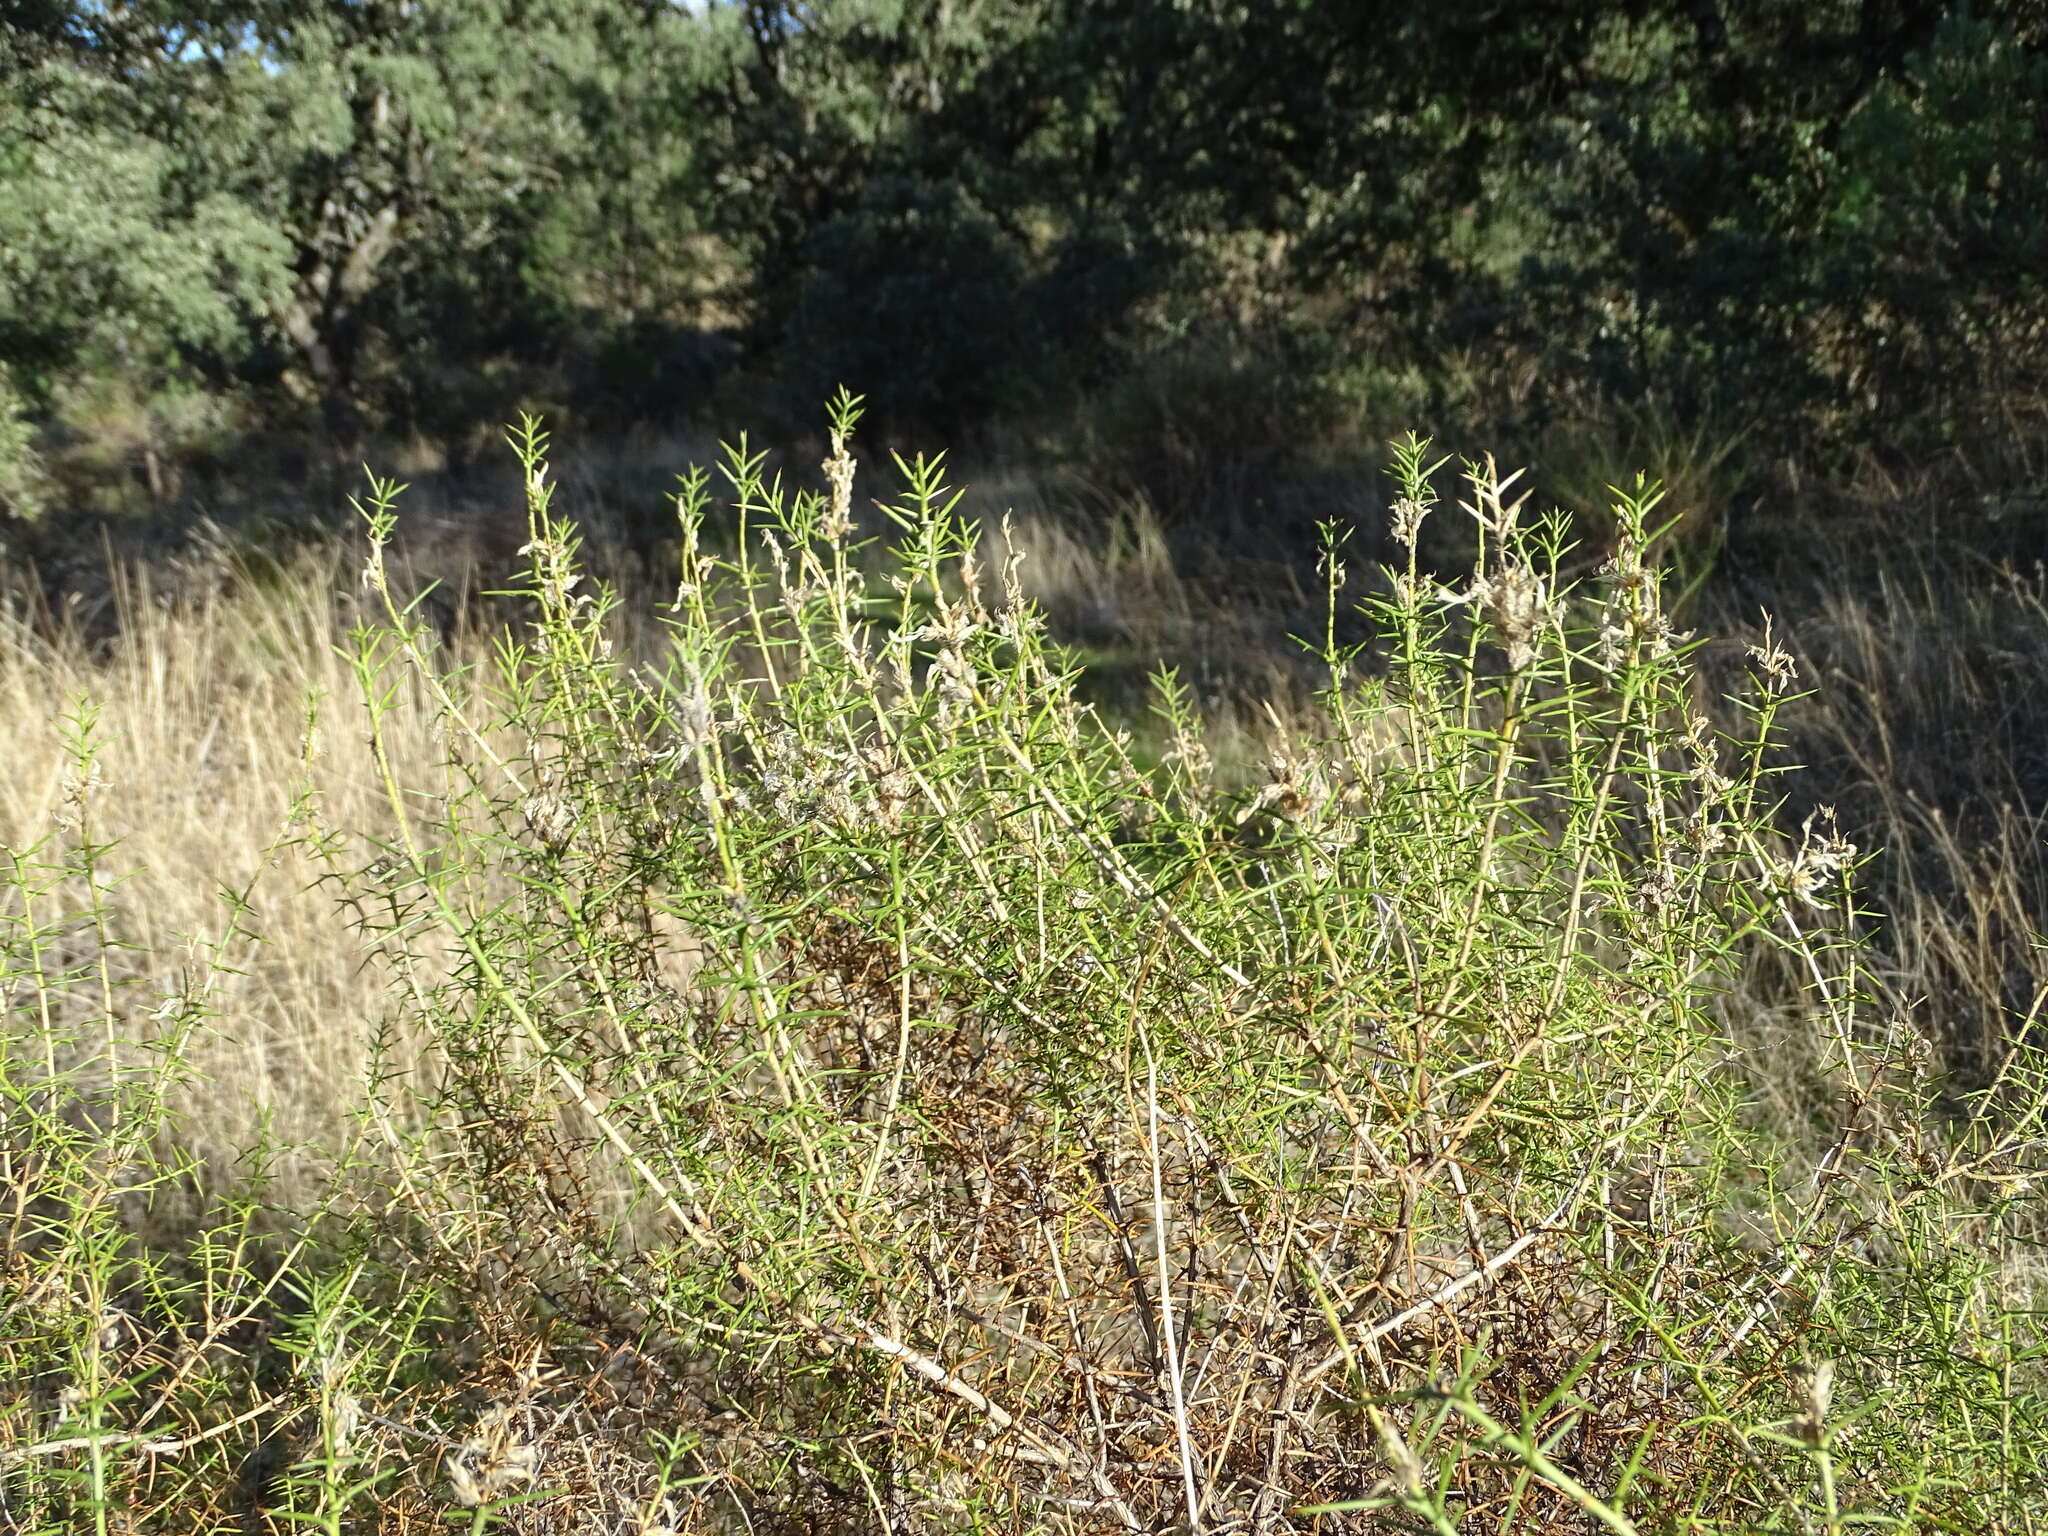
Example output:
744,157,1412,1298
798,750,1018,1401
1,0,719,446
4,0,2046,495
1512,4,2048,438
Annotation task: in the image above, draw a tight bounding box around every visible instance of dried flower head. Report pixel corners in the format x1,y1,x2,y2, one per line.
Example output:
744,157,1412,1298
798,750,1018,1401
821,432,857,542
1635,861,1681,916
1684,714,1733,797
759,728,856,826
517,533,586,612
328,1391,363,1456
1444,562,1558,672
1241,751,1319,825
56,761,106,832
858,739,915,829
447,1402,538,1507
1747,616,1798,691
1794,1360,1836,1447
912,600,981,713
1779,806,1857,910
1594,532,1693,666
1430,459,1566,669
675,671,716,756
1373,1412,1426,1498
780,578,821,626
522,787,578,850
1388,494,1430,547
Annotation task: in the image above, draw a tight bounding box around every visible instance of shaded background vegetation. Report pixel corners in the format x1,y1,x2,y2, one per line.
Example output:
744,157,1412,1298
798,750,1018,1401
6,1,2044,490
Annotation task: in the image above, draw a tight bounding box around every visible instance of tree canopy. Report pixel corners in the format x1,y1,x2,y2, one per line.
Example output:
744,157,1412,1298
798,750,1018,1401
3,0,2043,476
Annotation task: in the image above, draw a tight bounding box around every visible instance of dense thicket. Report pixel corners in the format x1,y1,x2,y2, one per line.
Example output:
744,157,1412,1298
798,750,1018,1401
3,1,2045,499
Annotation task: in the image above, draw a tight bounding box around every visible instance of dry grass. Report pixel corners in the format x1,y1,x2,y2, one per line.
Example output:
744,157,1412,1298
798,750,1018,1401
0,547,424,1201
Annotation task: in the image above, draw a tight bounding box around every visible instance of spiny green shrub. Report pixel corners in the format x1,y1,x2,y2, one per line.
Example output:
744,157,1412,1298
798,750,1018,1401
4,399,2044,1532
331,403,2047,1530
